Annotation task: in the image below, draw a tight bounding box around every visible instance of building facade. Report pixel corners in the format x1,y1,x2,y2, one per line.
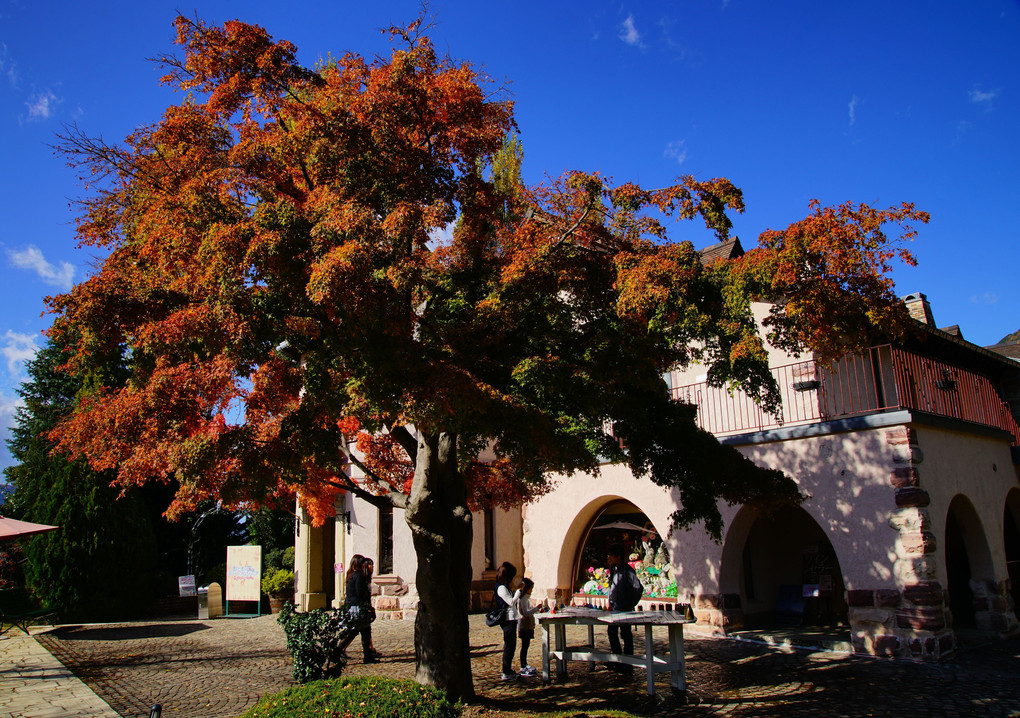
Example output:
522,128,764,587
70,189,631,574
295,291,1020,661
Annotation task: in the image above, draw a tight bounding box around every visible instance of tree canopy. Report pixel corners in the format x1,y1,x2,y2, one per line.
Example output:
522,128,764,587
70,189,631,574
47,15,927,698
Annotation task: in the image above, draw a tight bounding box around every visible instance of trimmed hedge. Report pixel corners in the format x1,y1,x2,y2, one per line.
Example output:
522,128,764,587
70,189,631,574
277,602,352,683
238,677,461,718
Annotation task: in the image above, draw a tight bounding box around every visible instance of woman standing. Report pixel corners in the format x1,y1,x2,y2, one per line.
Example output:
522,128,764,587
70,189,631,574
494,561,518,681
361,557,382,661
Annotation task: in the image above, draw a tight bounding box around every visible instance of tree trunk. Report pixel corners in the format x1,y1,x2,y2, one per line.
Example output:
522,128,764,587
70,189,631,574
404,430,476,702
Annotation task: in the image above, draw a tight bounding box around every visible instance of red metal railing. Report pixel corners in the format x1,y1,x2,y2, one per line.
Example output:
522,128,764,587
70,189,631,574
670,345,1020,446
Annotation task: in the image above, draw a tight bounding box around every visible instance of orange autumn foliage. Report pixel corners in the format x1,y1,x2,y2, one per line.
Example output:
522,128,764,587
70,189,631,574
48,15,926,532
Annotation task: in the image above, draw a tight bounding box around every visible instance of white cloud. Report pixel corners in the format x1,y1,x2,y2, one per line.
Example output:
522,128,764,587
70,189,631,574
848,95,859,126
969,292,999,305
1,331,39,375
0,43,17,86
968,86,999,112
25,89,59,121
7,245,75,289
619,14,643,47
0,391,22,425
664,139,688,165
0,390,23,476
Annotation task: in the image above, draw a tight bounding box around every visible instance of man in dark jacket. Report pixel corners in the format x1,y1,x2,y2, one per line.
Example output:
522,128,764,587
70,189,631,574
606,542,642,671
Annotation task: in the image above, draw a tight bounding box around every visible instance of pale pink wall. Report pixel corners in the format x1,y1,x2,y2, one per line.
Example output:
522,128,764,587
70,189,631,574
733,426,901,590
472,508,523,577
523,462,727,602
913,426,1016,584
526,423,918,606
668,302,806,389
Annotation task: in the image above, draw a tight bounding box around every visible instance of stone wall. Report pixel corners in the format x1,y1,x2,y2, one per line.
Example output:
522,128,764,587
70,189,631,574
370,576,418,621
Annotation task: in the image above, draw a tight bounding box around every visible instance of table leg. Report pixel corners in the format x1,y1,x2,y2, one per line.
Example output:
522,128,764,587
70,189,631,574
556,623,567,677
587,624,595,670
669,623,686,692
542,622,550,683
644,624,655,696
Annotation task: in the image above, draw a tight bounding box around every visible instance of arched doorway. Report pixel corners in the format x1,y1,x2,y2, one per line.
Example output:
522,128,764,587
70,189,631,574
944,495,995,629
1002,489,1020,615
721,504,847,629
571,499,674,603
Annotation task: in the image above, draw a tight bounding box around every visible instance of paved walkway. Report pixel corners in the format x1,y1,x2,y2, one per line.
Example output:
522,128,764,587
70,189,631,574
4,615,1020,717
0,629,118,717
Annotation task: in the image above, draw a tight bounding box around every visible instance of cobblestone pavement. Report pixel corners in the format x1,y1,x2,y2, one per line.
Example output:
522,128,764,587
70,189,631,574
33,614,1020,717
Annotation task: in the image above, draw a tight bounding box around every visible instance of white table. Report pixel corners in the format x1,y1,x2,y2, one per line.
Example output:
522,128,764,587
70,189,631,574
537,608,693,696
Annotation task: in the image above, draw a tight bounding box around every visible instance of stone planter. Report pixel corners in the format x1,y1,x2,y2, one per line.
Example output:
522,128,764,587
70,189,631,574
269,596,285,614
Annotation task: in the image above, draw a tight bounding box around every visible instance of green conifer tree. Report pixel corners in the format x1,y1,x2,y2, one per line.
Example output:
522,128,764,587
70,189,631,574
4,339,157,621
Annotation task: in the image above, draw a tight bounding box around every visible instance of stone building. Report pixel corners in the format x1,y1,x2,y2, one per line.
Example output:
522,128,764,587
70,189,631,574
295,280,1020,661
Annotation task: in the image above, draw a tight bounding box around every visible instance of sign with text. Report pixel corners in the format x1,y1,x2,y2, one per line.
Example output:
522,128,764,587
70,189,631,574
226,545,262,602
178,574,196,597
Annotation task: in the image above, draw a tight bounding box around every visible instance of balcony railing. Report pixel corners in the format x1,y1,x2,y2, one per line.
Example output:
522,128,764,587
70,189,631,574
670,345,1020,446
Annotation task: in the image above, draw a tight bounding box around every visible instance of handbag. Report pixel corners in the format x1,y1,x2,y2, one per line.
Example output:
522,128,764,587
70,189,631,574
485,588,508,627
485,605,507,627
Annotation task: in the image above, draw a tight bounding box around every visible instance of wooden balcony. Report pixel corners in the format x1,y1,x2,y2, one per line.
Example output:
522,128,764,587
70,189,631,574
669,345,1020,446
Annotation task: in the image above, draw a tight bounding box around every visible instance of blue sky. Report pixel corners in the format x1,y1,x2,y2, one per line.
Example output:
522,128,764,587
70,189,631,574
1,0,1018,473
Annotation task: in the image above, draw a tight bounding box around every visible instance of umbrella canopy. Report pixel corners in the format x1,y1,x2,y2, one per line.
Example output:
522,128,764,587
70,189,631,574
0,516,59,540
591,520,653,533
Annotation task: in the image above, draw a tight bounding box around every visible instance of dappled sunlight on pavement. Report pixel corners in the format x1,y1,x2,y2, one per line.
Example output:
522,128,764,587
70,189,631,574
32,613,1020,717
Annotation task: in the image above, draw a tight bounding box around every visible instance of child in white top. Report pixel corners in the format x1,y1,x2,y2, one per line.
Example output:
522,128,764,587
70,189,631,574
512,577,544,676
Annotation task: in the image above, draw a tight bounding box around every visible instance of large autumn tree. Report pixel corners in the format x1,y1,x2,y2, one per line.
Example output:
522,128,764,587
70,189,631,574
48,16,927,699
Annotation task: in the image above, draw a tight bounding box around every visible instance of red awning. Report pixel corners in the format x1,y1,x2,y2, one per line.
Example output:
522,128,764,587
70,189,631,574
0,516,59,540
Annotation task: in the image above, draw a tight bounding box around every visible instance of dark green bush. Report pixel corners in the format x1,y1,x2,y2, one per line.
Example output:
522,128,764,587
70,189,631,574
202,562,227,589
264,546,295,572
277,602,355,683
238,677,461,718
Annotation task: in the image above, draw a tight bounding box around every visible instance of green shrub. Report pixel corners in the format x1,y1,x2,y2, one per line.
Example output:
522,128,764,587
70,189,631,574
261,568,294,598
277,602,353,683
238,677,461,718
265,546,296,573
265,548,285,572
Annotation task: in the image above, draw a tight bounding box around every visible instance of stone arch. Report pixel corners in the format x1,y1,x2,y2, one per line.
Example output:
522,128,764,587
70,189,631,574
1002,488,1020,615
720,503,848,629
567,499,670,594
944,494,995,629
543,494,675,606
553,494,623,593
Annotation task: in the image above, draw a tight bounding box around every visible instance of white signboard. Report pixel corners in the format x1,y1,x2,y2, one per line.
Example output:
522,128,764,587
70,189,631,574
226,545,262,603
178,574,196,597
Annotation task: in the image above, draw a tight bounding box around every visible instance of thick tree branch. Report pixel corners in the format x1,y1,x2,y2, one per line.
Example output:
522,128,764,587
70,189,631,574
337,441,409,509
388,424,419,471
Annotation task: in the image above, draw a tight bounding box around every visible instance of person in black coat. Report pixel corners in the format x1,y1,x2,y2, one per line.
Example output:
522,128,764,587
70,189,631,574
606,543,643,671
338,554,379,663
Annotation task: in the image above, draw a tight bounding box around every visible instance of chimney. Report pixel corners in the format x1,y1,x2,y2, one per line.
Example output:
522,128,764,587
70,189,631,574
903,292,935,326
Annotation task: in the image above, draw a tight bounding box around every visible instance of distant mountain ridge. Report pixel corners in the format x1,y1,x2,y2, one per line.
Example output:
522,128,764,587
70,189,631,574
1000,329,1020,344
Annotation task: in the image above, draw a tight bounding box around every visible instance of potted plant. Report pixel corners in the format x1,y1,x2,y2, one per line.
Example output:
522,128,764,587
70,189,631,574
262,568,295,613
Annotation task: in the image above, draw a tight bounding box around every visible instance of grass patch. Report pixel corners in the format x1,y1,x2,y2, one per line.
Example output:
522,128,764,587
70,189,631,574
238,676,460,718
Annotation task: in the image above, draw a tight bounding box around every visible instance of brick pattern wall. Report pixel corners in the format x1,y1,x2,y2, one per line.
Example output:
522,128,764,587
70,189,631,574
843,427,956,659
971,578,1017,634
370,577,417,621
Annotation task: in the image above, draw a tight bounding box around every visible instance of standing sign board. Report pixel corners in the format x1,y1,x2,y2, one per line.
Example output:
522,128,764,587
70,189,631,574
178,574,196,597
226,545,262,616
